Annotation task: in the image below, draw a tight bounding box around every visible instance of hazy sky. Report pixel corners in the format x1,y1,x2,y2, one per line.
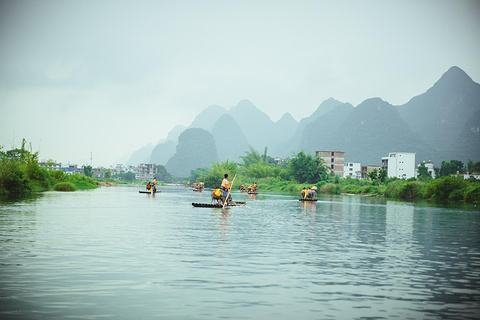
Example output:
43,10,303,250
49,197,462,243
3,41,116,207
1,0,479,167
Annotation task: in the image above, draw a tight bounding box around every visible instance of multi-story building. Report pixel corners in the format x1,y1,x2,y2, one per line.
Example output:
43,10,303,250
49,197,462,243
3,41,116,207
344,162,361,179
137,163,158,181
316,150,345,178
361,165,382,179
92,167,105,178
382,152,416,179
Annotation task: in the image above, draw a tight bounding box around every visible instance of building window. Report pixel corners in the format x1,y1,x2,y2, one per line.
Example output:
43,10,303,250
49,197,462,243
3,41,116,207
331,152,334,156
331,164,334,169
331,158,334,163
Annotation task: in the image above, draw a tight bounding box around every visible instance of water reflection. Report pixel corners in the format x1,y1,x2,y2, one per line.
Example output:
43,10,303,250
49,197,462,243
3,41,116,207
301,200,316,213
0,186,479,320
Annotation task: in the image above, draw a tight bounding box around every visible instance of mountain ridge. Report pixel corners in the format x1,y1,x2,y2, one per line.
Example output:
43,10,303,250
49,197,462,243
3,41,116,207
127,66,479,176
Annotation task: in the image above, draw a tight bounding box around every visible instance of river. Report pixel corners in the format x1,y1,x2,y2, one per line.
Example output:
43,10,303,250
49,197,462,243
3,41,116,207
1,185,479,319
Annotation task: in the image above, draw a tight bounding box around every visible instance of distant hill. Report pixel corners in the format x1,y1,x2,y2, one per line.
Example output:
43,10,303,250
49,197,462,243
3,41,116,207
228,99,275,151
397,66,480,150
150,140,176,165
325,98,434,164
165,125,186,143
211,114,250,162
126,66,480,175
274,98,349,157
125,144,154,166
189,105,227,130
301,102,355,154
446,109,480,162
165,128,218,177
269,112,298,148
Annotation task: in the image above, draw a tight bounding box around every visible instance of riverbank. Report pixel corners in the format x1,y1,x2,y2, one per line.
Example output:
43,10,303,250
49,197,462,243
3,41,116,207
256,175,480,203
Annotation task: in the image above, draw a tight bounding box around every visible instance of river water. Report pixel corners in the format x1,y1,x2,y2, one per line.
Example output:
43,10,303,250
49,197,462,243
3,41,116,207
1,185,479,320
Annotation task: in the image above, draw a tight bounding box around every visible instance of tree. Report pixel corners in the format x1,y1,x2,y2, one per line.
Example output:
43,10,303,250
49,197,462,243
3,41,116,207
83,165,93,177
467,159,480,173
368,168,378,184
104,169,112,180
203,161,238,188
417,163,431,180
189,167,209,184
379,169,387,183
439,160,465,177
154,165,172,183
288,151,328,183
124,171,135,182
46,159,55,170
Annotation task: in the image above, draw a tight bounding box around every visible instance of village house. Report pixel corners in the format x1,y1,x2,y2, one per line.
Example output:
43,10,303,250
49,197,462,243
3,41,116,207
316,150,345,178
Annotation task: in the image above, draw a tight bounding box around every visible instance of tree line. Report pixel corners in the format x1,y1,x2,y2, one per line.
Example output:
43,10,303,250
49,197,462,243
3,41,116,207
185,147,480,203
0,140,98,194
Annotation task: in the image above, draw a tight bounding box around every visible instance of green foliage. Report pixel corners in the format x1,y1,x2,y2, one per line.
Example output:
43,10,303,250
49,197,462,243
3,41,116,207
288,151,328,183
54,182,77,192
114,171,136,182
439,160,465,177
83,165,93,177
0,140,99,194
0,159,30,194
465,185,480,203
154,165,172,183
188,167,209,184
425,175,468,201
397,181,424,200
125,171,136,182
319,183,341,194
239,147,280,179
384,180,407,198
203,161,239,188
417,162,432,181
467,159,480,173
104,169,112,180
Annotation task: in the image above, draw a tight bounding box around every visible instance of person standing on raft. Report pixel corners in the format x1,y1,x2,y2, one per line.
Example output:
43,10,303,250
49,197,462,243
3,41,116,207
221,174,231,205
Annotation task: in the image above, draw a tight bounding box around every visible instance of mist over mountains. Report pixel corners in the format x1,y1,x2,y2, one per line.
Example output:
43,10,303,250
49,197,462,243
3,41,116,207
126,66,480,177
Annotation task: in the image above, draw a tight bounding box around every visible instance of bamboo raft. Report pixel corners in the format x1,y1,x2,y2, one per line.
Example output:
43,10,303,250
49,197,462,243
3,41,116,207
298,198,317,201
139,190,160,194
192,201,246,208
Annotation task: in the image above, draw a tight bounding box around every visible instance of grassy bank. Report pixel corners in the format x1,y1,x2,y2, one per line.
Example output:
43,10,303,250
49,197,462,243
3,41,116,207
256,176,479,203
0,158,99,195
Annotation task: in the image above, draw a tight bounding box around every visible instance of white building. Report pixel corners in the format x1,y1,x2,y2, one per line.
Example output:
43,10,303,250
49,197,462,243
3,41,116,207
382,152,416,179
344,162,362,179
417,161,436,179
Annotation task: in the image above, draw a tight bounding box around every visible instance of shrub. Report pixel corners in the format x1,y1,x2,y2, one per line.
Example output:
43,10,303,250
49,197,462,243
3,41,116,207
428,175,467,201
54,182,77,192
397,181,423,200
0,159,30,194
384,180,407,198
465,185,480,203
320,183,341,194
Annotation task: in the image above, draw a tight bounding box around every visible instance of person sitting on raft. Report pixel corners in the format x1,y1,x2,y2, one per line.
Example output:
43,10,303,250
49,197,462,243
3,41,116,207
301,187,306,198
311,185,317,199
212,186,222,204
306,188,312,199
253,182,257,192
